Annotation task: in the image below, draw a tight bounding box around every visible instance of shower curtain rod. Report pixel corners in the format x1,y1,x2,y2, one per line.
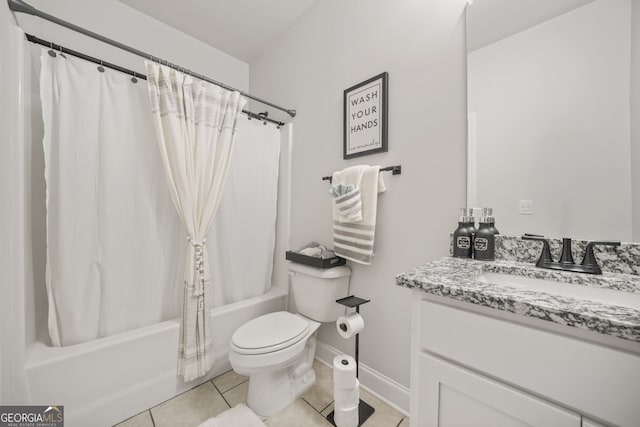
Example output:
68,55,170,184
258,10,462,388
7,0,297,119
25,34,286,127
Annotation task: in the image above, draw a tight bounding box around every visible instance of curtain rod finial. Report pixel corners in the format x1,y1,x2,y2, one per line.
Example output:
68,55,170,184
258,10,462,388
8,0,36,15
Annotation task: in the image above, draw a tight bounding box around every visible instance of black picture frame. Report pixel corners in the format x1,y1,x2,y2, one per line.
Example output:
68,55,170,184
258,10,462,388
343,72,388,159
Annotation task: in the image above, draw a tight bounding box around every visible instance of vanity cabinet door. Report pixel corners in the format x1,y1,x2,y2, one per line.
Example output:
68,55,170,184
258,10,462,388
417,352,581,427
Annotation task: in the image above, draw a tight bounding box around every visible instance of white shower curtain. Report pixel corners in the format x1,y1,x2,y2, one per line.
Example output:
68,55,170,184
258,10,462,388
40,50,279,353
209,118,281,306
145,62,246,381
40,50,184,347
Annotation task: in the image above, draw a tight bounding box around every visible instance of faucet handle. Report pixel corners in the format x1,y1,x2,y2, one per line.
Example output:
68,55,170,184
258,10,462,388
521,235,554,267
580,241,621,274
523,233,544,238
558,238,575,266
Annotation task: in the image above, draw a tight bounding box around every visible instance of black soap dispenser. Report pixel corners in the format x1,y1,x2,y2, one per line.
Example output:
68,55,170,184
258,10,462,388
474,208,497,261
453,208,474,258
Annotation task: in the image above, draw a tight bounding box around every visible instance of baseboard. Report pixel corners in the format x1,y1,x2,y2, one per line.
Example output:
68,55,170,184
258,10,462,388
315,341,410,416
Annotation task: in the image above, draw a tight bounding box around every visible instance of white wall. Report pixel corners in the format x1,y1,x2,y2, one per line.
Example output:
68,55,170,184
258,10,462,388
0,0,249,404
250,0,468,399
632,0,640,242
468,0,632,241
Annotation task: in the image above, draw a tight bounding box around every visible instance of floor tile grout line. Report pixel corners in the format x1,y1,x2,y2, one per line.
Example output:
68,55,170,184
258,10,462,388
300,398,334,426
318,399,334,415
113,408,159,427
211,379,232,409
216,377,249,395
147,377,217,412
298,397,333,426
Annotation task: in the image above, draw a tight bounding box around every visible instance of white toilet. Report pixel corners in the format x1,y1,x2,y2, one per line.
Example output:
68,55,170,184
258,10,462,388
229,263,351,417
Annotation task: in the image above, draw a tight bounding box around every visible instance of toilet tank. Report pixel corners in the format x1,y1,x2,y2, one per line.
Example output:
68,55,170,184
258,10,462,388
288,263,351,323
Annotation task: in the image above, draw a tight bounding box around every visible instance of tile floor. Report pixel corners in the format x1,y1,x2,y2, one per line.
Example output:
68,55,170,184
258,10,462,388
115,360,409,427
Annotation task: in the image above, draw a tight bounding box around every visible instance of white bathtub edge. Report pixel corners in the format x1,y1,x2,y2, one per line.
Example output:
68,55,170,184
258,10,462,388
23,287,288,427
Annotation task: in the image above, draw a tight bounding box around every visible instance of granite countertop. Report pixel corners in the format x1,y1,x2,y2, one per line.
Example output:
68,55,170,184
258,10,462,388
396,257,640,343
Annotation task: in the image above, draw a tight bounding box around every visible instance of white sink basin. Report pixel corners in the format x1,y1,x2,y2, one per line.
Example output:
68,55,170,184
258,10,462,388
477,272,640,311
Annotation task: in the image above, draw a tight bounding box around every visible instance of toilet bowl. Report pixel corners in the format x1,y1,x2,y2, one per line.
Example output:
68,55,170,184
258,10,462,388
229,311,320,416
229,264,351,417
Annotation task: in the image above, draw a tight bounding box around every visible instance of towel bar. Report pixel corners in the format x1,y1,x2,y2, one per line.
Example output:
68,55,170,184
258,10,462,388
321,165,401,183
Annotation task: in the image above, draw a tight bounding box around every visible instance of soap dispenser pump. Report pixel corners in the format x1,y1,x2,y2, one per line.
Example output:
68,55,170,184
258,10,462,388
486,207,499,235
467,208,478,236
453,208,474,258
474,208,497,261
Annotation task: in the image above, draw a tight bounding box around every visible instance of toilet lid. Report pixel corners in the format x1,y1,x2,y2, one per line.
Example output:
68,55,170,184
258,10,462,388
232,312,309,354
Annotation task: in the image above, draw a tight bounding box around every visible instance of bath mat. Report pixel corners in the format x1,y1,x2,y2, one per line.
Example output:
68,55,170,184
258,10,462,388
198,404,266,427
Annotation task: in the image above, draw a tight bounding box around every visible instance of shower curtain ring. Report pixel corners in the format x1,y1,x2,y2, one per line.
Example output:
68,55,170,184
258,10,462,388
97,59,105,73
59,45,66,58
47,41,56,57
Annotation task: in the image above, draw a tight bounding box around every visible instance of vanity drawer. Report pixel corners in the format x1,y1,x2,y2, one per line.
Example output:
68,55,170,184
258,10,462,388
418,298,640,426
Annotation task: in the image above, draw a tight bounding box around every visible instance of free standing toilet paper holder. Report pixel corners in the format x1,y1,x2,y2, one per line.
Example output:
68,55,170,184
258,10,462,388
327,295,375,427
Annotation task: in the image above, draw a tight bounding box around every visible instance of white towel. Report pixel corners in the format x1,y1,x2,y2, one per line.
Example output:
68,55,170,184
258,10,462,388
332,165,385,265
198,404,265,427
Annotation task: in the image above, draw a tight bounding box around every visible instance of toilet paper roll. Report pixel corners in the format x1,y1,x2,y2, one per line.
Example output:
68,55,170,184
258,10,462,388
334,379,360,408
336,312,365,339
333,355,357,390
334,404,359,427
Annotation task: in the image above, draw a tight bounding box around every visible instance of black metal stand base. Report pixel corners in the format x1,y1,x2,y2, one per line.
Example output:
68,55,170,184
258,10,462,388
326,399,375,427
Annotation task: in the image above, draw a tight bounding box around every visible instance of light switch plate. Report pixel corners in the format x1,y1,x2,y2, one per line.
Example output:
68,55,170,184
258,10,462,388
518,199,533,215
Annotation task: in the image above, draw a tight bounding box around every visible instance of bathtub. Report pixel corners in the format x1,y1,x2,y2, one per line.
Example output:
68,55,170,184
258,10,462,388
23,287,287,427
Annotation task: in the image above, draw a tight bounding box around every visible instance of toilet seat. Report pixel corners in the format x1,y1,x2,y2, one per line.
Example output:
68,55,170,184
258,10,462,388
231,312,309,355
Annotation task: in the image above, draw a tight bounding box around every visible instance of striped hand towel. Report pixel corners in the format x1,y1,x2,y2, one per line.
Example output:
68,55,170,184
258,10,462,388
332,165,385,265
331,184,363,222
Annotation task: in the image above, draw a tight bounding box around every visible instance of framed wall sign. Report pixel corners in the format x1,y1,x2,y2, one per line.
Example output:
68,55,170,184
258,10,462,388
343,72,388,159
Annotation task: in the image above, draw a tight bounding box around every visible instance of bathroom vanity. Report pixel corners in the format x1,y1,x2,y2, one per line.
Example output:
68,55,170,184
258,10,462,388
397,254,640,427
414,0,640,423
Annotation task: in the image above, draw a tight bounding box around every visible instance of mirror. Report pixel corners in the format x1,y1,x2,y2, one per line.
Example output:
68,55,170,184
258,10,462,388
466,0,639,242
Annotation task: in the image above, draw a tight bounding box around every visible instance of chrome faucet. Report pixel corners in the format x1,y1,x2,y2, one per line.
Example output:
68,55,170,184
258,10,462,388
521,235,620,275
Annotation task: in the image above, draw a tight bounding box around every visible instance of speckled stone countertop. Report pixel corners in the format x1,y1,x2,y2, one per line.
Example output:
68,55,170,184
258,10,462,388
396,257,640,342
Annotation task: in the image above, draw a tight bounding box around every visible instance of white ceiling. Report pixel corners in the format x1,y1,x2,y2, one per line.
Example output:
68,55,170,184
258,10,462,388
118,0,317,62
466,0,596,52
